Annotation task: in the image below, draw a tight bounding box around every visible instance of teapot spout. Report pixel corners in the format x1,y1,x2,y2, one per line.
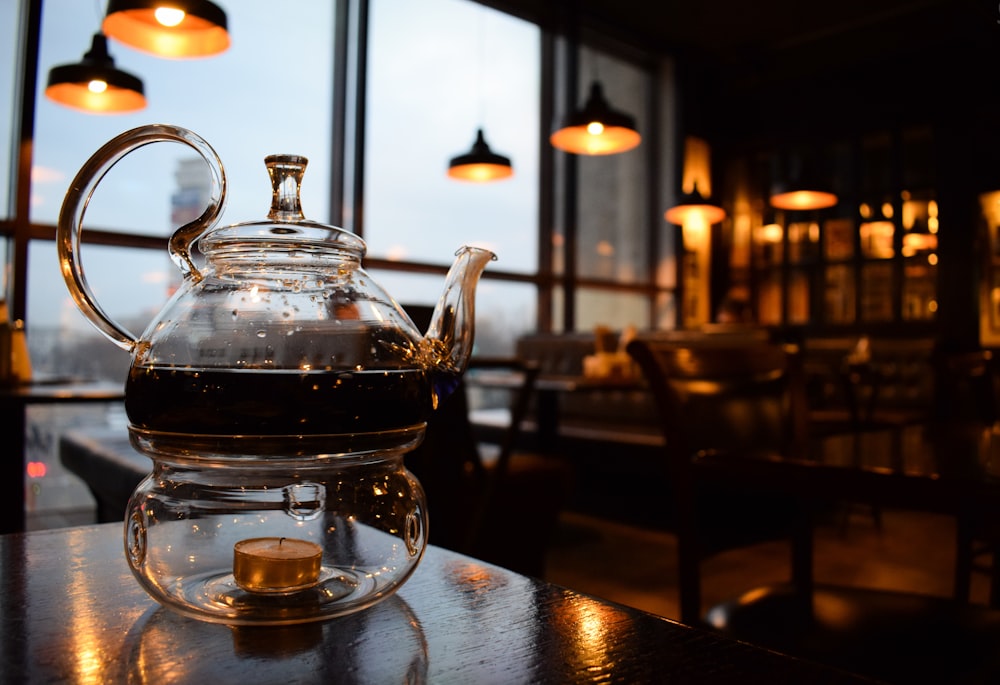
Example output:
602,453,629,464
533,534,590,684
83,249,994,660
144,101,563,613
423,246,497,382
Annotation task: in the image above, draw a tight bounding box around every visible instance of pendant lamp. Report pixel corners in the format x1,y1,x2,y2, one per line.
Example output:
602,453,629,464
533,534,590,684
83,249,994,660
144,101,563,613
45,33,146,114
550,81,640,156
769,150,838,210
770,185,838,211
664,187,726,227
665,186,726,254
448,128,514,183
103,0,230,59
665,136,725,248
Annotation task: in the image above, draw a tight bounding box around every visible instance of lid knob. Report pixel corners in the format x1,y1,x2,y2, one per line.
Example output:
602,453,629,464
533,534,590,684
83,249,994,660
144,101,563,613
266,154,308,222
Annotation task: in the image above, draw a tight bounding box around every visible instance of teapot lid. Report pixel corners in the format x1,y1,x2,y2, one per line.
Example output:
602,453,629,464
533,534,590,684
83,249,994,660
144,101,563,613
198,154,366,256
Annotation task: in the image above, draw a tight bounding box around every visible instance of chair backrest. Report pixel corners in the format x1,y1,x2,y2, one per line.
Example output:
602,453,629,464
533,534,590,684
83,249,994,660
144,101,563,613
625,337,811,624
932,348,998,423
626,338,810,476
404,354,540,553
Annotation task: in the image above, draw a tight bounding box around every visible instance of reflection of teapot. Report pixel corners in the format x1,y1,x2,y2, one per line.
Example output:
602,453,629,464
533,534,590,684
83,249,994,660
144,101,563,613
56,124,495,625
125,595,428,683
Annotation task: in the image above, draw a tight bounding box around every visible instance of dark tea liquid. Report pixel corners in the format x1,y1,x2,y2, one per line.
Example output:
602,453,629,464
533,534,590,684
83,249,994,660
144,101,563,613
125,366,435,435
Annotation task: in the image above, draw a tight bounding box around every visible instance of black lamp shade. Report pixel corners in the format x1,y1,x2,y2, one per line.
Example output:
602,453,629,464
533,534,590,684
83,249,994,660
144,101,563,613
550,81,640,155
45,34,146,114
103,0,230,58
769,150,838,210
665,188,726,226
448,129,514,182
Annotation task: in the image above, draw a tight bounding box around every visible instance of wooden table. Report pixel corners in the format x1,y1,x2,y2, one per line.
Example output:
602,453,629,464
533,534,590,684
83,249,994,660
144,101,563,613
0,380,124,534
468,370,658,451
700,420,1000,606
0,523,875,683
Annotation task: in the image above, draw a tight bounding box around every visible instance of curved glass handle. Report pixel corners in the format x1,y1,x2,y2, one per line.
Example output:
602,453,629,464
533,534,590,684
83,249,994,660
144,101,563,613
56,124,226,351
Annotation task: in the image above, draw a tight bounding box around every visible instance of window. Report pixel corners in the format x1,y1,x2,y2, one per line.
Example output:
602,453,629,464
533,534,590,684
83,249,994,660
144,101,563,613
7,0,676,525
571,48,653,332
31,0,335,350
16,0,335,524
0,1,18,221
364,0,540,347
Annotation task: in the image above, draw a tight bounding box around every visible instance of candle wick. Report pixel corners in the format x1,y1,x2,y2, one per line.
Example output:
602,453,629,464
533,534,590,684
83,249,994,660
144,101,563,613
279,537,285,547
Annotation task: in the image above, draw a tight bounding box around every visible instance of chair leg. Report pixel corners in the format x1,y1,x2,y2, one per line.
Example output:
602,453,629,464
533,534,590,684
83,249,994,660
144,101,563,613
790,502,815,622
677,531,702,626
990,548,1000,609
955,513,974,604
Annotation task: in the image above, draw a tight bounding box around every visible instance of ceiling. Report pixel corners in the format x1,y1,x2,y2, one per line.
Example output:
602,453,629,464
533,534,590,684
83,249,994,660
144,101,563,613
488,0,996,110
483,0,1000,149
563,0,962,57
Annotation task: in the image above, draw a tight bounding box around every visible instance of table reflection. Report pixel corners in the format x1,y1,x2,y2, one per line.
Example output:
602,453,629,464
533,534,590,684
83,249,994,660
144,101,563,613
125,595,428,684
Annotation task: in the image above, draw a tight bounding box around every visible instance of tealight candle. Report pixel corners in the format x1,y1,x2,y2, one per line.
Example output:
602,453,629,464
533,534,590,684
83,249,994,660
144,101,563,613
233,537,323,593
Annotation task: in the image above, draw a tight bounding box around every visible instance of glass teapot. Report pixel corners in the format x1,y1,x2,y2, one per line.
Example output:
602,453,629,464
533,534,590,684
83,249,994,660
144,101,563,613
57,124,495,625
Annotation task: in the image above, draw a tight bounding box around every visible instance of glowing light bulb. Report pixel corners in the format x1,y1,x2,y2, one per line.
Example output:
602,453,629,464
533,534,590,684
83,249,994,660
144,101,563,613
155,7,186,26
88,79,108,93
586,121,605,136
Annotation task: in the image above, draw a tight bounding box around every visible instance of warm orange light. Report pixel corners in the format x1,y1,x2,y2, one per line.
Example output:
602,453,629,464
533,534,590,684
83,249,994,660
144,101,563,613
902,232,938,256
677,213,711,252
551,81,640,156
681,136,712,197
26,461,47,479
595,239,615,257
154,7,185,26
550,124,640,156
666,136,724,252
664,203,726,227
447,162,513,182
46,81,147,113
759,223,783,244
45,33,147,114
103,0,230,59
860,220,895,258
770,189,838,211
448,128,513,183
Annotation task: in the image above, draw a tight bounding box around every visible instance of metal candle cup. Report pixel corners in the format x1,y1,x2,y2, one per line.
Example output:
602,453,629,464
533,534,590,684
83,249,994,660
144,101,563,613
233,537,323,593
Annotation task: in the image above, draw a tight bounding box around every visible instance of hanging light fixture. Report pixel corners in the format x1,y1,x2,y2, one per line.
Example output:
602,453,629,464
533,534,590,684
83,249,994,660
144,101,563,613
45,33,146,114
665,137,726,245
103,0,230,59
665,187,726,230
665,185,726,257
664,136,724,328
770,185,838,211
448,128,514,183
769,149,838,211
550,81,640,156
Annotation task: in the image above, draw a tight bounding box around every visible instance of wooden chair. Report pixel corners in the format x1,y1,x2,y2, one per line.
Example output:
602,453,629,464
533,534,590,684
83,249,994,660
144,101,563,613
627,337,1000,683
932,347,998,424
934,348,1000,607
624,338,811,627
404,355,575,577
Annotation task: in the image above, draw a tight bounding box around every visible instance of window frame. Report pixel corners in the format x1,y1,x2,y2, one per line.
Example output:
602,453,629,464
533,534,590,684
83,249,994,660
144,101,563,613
6,0,677,341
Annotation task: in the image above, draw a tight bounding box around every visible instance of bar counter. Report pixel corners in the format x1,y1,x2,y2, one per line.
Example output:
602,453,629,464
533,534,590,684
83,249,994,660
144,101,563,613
0,523,875,683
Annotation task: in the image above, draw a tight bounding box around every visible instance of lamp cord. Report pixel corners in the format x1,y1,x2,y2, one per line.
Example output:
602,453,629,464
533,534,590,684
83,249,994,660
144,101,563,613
476,11,486,127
